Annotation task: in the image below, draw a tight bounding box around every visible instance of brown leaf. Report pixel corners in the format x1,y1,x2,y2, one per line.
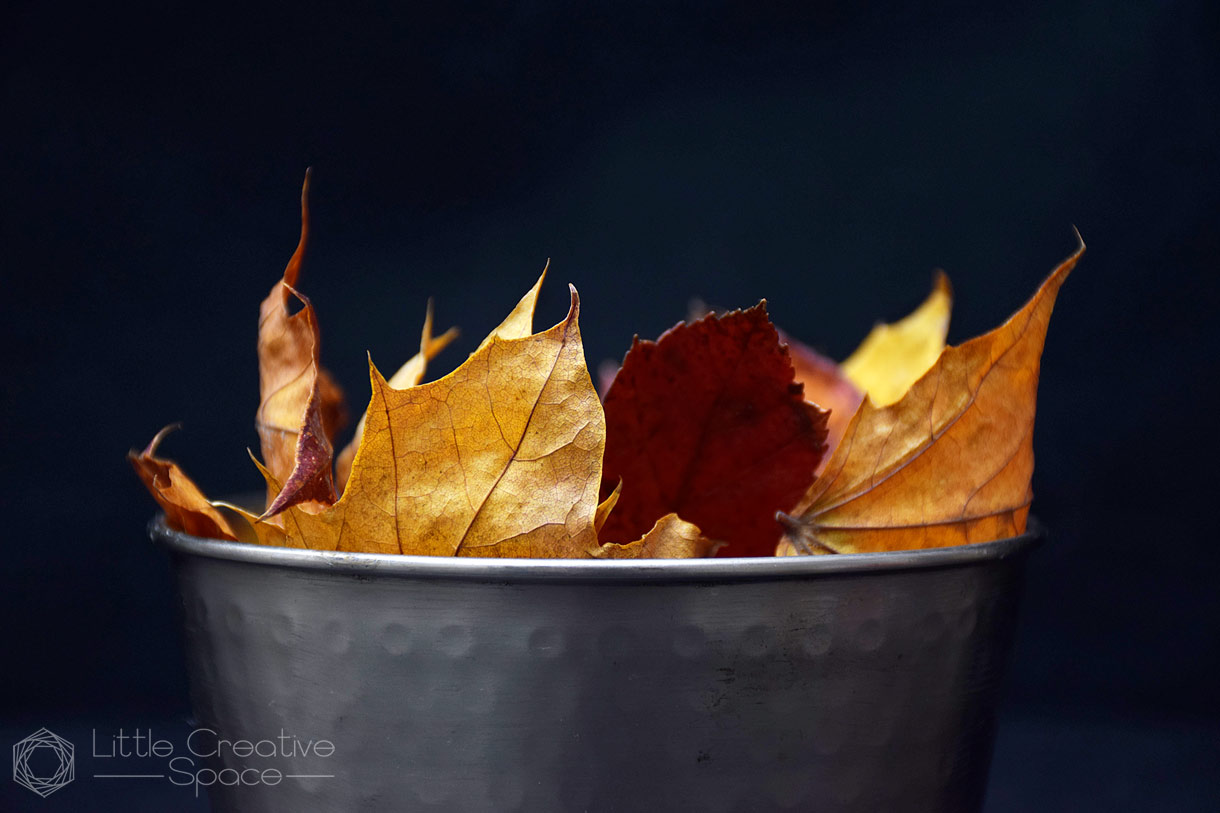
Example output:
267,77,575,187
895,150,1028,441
779,239,1082,554
255,171,339,516
128,426,241,540
599,304,829,557
591,513,721,559
265,283,607,557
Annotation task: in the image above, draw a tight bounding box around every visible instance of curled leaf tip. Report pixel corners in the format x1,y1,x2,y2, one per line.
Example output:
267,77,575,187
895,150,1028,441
281,172,311,290
932,269,953,298
566,283,580,320
129,428,241,541
142,422,183,457
422,296,435,334
279,282,312,311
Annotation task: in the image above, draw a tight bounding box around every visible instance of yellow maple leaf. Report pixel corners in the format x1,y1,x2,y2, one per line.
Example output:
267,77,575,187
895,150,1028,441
263,283,607,557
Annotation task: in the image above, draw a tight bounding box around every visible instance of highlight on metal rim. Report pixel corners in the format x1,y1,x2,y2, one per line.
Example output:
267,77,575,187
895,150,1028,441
150,516,1043,584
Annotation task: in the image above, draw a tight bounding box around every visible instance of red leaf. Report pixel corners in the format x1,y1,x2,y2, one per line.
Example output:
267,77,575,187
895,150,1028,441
779,331,863,472
600,303,829,557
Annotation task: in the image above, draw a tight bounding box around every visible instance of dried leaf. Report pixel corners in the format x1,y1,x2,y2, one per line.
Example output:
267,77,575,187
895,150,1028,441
130,176,1077,563
384,301,460,390
210,454,297,548
841,272,952,406
479,262,547,348
779,241,1082,555
781,335,863,471
265,284,606,557
333,300,458,493
254,171,340,516
128,426,241,540
317,369,349,445
591,513,720,559
595,479,622,534
599,304,829,557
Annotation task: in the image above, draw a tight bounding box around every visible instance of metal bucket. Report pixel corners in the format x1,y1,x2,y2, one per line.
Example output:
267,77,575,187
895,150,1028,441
152,518,1040,812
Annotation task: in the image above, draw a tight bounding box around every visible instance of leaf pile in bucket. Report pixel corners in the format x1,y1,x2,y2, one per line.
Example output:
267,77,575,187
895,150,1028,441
131,175,1083,558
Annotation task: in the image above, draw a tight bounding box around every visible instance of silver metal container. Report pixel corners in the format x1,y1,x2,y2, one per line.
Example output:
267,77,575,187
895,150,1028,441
153,518,1040,812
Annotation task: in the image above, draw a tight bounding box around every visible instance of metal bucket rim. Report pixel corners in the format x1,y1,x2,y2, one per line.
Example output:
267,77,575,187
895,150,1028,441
150,516,1042,583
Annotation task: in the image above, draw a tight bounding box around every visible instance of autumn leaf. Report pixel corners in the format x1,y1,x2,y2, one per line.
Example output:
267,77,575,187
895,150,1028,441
778,239,1082,555
779,274,949,467
599,304,829,557
591,513,721,559
595,295,711,399
128,425,241,541
480,261,547,347
595,479,622,534
781,336,863,471
262,283,607,557
333,299,458,493
130,175,1078,561
841,271,952,406
255,171,344,517
209,454,298,548
316,370,349,448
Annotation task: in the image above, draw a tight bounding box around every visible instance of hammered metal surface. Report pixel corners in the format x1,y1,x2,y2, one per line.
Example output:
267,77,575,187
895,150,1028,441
156,523,1036,813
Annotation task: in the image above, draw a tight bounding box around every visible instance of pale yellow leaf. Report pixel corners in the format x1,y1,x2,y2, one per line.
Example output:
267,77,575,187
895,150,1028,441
478,261,548,349
841,271,952,406
273,283,606,557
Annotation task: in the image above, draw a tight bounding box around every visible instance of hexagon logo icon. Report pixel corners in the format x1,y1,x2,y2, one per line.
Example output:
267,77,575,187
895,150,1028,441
12,728,75,797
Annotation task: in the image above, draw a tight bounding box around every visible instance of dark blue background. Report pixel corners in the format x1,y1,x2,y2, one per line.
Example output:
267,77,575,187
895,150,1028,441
3,0,1217,809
